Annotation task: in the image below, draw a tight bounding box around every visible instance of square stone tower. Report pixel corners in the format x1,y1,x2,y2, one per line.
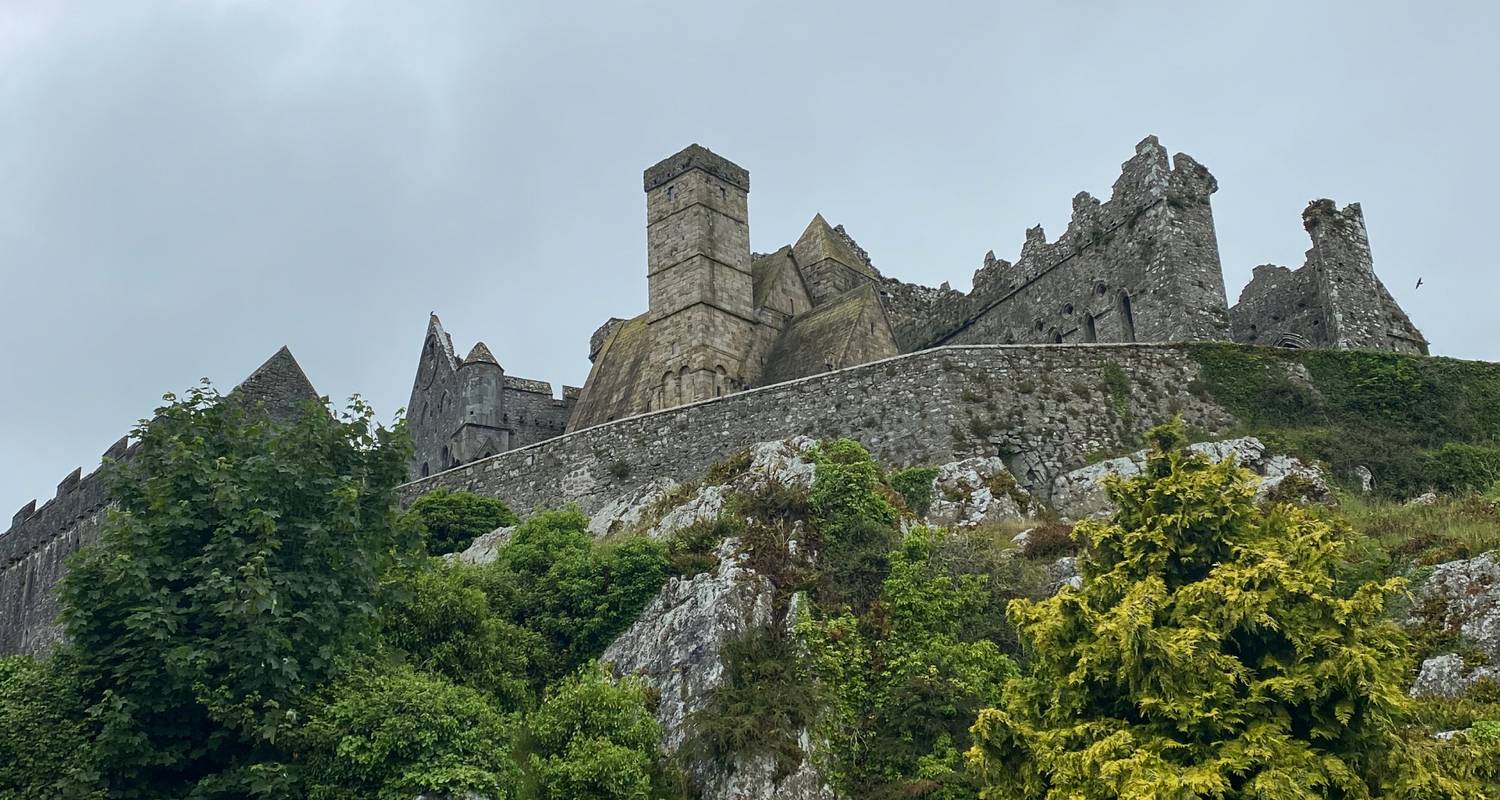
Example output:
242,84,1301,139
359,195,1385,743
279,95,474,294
643,145,758,407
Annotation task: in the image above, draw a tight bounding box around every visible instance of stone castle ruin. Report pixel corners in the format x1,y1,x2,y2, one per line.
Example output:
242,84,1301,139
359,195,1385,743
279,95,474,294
406,136,1426,478
3,136,1432,655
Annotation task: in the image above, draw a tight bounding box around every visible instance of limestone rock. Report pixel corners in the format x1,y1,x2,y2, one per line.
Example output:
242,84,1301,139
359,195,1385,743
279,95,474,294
1409,491,1439,507
1411,654,1499,699
1047,556,1082,594
587,477,678,537
1354,465,1374,495
739,436,819,491
603,538,775,752
647,484,728,540
1049,437,1327,520
924,456,1028,527
1412,552,1500,663
454,525,514,566
602,531,833,798
1048,455,1141,520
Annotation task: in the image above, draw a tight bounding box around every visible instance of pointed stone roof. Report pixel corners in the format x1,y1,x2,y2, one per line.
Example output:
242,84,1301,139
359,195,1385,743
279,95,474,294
793,214,877,278
462,341,500,367
229,346,320,422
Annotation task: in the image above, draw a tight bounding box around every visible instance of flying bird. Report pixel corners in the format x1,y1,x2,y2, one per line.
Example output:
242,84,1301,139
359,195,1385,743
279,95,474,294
1415,277,1424,290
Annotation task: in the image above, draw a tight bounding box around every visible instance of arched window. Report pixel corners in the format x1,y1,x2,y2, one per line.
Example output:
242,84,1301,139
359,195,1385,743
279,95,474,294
1084,314,1097,343
1118,292,1136,343
420,462,430,478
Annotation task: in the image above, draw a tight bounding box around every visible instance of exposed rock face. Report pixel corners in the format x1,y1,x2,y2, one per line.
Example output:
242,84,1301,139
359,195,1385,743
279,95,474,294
1049,437,1327,520
603,539,775,752
647,484,726,540
924,457,1027,528
599,439,834,799
1408,552,1500,699
1416,552,1500,663
587,477,678,537
454,525,514,566
603,537,831,800
1411,654,1499,699
1047,556,1082,593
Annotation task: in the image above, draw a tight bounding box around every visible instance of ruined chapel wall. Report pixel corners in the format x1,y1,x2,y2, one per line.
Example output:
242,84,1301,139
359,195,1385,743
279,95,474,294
879,137,1230,352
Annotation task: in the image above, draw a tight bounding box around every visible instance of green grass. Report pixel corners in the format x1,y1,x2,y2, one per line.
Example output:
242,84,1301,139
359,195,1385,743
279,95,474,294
1186,344,1500,498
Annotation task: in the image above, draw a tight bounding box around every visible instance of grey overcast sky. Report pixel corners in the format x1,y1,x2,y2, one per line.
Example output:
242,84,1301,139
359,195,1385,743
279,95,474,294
1,1,1496,515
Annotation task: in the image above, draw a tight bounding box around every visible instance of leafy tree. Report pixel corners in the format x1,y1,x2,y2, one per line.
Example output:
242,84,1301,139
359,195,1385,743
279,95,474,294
527,662,665,800
407,488,519,556
0,654,104,798
967,421,1486,800
809,439,900,610
803,526,1017,799
57,385,414,798
480,510,669,685
295,666,519,800
381,563,536,710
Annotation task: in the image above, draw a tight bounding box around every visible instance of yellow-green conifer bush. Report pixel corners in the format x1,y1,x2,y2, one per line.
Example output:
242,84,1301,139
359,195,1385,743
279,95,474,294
967,421,1490,800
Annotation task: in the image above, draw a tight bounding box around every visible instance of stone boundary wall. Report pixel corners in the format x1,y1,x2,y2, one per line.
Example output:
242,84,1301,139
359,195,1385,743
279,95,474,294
398,343,1239,516
0,342,1255,657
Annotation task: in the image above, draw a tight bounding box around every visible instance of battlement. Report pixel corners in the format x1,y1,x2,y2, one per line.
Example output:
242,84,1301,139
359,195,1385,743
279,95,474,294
1,347,320,655
643,144,750,193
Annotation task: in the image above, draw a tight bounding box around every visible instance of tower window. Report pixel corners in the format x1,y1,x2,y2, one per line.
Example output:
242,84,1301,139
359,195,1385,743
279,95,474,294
666,185,675,200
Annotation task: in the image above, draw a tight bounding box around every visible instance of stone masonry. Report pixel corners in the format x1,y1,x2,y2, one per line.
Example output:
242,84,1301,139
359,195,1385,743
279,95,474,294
0,347,319,656
398,343,1240,518
406,314,578,480
555,136,1425,437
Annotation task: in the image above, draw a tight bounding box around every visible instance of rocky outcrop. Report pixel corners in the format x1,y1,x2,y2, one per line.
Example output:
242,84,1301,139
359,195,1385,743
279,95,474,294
1408,552,1500,699
603,538,775,752
924,457,1028,528
454,525,514,566
1411,653,1499,699
599,438,834,799
1049,437,1327,520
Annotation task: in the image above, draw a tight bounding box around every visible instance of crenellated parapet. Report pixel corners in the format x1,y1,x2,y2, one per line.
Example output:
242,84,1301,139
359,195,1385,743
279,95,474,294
0,347,320,656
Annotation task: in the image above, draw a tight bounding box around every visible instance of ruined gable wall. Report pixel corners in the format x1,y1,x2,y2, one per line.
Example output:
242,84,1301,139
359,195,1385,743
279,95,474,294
879,137,1230,352
1229,264,1326,347
408,325,464,479
1228,200,1428,354
399,343,1240,517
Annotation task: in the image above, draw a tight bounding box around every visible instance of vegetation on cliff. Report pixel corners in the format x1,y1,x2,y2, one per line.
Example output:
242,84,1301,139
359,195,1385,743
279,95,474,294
0,388,680,800
2,379,1499,799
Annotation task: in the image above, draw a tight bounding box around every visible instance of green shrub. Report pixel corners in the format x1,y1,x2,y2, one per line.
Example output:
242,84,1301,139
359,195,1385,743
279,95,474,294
407,488,519,556
297,666,519,800
803,526,1018,799
889,465,940,516
381,564,535,709
527,663,666,800
690,627,818,779
967,420,1484,799
809,440,900,610
0,655,102,798
482,510,670,686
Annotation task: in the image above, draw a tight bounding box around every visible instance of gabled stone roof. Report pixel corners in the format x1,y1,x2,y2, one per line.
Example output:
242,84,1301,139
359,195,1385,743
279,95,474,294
463,341,499,367
759,285,895,385
567,314,653,430
229,346,320,421
793,214,877,278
